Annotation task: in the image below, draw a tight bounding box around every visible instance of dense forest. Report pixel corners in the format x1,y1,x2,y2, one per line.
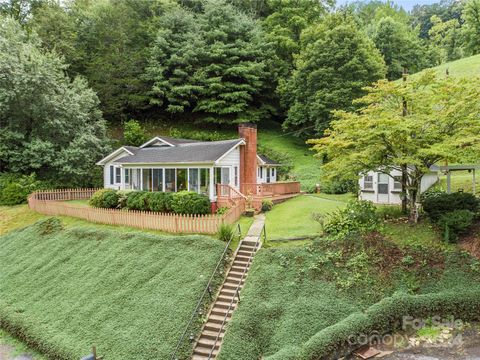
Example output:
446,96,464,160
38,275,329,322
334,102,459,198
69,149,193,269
1,0,479,191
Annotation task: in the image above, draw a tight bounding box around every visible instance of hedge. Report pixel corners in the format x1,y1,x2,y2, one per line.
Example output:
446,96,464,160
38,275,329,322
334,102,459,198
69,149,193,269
266,289,480,360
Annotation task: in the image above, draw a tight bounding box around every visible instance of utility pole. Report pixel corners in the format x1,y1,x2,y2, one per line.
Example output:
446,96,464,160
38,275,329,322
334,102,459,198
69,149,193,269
401,67,408,214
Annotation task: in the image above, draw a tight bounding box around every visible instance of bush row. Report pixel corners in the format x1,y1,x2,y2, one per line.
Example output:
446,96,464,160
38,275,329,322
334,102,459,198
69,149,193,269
89,189,211,215
266,289,480,360
0,173,48,205
422,190,479,242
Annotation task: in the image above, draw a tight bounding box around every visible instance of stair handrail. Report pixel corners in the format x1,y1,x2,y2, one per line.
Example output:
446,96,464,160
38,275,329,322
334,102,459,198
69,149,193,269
206,233,261,359
171,231,235,360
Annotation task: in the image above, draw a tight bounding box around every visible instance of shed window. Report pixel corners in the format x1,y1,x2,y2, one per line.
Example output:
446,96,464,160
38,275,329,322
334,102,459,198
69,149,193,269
363,175,373,189
378,173,389,194
393,176,402,190
110,165,114,185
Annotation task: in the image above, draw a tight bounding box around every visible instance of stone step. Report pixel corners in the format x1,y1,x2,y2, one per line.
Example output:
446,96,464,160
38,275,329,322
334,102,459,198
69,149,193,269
237,250,255,257
232,260,250,268
204,321,223,332
193,345,218,357
217,295,238,303
230,265,248,273
235,255,251,262
209,313,232,324
227,270,246,279
219,288,237,297
201,329,225,340
214,300,236,309
197,337,220,349
242,239,259,247
222,281,243,291
238,245,257,252
210,306,234,317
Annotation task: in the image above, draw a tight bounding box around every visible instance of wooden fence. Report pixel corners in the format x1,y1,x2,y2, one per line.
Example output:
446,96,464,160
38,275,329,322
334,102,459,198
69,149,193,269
28,189,245,234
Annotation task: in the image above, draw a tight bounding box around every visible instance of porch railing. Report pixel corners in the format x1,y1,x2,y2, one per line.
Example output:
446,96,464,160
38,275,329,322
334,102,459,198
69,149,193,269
243,182,301,197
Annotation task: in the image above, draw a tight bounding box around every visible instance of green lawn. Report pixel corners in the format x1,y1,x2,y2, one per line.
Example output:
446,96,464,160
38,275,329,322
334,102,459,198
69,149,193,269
264,194,346,240
0,218,226,359
218,230,480,360
418,53,480,78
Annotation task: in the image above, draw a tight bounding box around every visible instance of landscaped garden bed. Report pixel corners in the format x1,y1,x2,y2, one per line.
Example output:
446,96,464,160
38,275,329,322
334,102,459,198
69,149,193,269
0,218,227,359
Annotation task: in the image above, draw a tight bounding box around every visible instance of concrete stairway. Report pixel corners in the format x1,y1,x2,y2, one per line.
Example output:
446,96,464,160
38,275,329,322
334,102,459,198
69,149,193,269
192,217,264,359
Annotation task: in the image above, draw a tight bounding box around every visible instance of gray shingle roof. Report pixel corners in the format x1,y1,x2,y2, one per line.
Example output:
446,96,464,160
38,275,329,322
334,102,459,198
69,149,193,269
114,139,243,164
258,154,280,166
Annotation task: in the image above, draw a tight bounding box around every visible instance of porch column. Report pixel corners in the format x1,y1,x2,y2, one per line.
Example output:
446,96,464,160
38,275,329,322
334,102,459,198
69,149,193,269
120,167,125,190
473,169,476,195
446,171,451,194
209,167,215,201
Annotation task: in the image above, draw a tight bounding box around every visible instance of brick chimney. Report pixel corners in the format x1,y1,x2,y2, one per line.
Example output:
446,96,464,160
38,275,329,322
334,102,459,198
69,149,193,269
238,123,257,194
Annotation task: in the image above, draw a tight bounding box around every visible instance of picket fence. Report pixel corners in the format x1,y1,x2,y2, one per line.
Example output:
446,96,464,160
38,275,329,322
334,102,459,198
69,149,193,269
28,189,245,234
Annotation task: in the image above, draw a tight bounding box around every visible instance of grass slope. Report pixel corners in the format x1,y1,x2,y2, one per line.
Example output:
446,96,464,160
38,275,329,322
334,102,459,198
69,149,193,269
0,218,226,359
264,195,350,240
426,54,480,78
218,232,480,359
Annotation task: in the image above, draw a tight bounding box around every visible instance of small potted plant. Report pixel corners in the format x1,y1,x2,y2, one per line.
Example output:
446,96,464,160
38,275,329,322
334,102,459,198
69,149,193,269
244,193,255,217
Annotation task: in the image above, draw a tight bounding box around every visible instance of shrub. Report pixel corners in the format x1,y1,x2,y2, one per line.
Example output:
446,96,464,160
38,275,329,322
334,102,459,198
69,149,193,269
217,207,230,215
321,179,357,194
439,209,475,243
323,200,381,237
89,189,119,209
422,190,479,222
377,205,404,219
123,119,147,146
125,191,150,211
117,190,132,209
170,191,211,215
147,192,173,212
261,199,273,212
218,223,235,242
0,173,44,205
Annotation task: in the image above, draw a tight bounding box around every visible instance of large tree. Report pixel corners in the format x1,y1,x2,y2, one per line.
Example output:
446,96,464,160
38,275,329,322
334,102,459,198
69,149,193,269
462,0,480,55
147,0,275,124
308,72,480,219
0,16,108,186
281,14,386,135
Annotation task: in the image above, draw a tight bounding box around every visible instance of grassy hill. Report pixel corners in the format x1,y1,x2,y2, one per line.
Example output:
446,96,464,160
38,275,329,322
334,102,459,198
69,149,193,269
109,121,322,192
0,218,226,359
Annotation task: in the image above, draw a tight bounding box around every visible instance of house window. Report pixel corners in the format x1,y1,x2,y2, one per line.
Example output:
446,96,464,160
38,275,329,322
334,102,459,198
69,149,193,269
115,167,121,184
364,175,373,189
234,166,238,187
110,165,114,185
259,167,263,179
165,169,175,192
176,169,187,191
393,176,402,190
200,168,210,196
152,169,163,191
215,167,230,185
271,168,275,177
142,169,152,191
189,168,199,193
124,169,131,184
378,173,389,194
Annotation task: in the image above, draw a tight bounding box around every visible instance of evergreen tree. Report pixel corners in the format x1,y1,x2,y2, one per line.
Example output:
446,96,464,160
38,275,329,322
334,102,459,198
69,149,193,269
147,0,275,124
463,0,480,55
281,14,386,135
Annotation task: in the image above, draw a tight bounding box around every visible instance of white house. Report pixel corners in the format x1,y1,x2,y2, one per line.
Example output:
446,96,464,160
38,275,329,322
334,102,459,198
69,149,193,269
359,168,439,205
96,124,280,202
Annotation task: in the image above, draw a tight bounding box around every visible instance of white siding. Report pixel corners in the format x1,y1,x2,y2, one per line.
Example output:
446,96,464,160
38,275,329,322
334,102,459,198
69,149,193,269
216,146,240,167
103,150,132,189
358,169,439,205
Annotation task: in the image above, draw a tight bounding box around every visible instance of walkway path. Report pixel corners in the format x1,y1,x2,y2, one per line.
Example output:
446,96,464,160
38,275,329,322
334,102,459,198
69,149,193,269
192,214,265,360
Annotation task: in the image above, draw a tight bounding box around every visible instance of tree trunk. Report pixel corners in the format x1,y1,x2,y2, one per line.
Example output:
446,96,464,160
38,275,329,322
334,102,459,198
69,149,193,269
407,180,420,223
401,164,408,214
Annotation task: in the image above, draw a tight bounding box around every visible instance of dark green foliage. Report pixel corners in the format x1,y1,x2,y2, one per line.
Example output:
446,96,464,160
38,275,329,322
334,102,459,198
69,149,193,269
0,220,225,359
261,199,274,212
146,0,276,124
88,189,119,209
323,200,381,237
0,173,44,205
0,16,108,187
377,205,405,220
147,192,173,213
170,191,211,215
125,191,150,211
320,179,357,194
123,120,147,146
439,209,475,243
422,190,479,221
217,223,235,242
281,14,386,135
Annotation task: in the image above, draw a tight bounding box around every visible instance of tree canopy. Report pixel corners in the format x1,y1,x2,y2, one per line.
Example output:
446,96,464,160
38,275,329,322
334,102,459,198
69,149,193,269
281,14,386,135
0,15,108,186
308,72,480,216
